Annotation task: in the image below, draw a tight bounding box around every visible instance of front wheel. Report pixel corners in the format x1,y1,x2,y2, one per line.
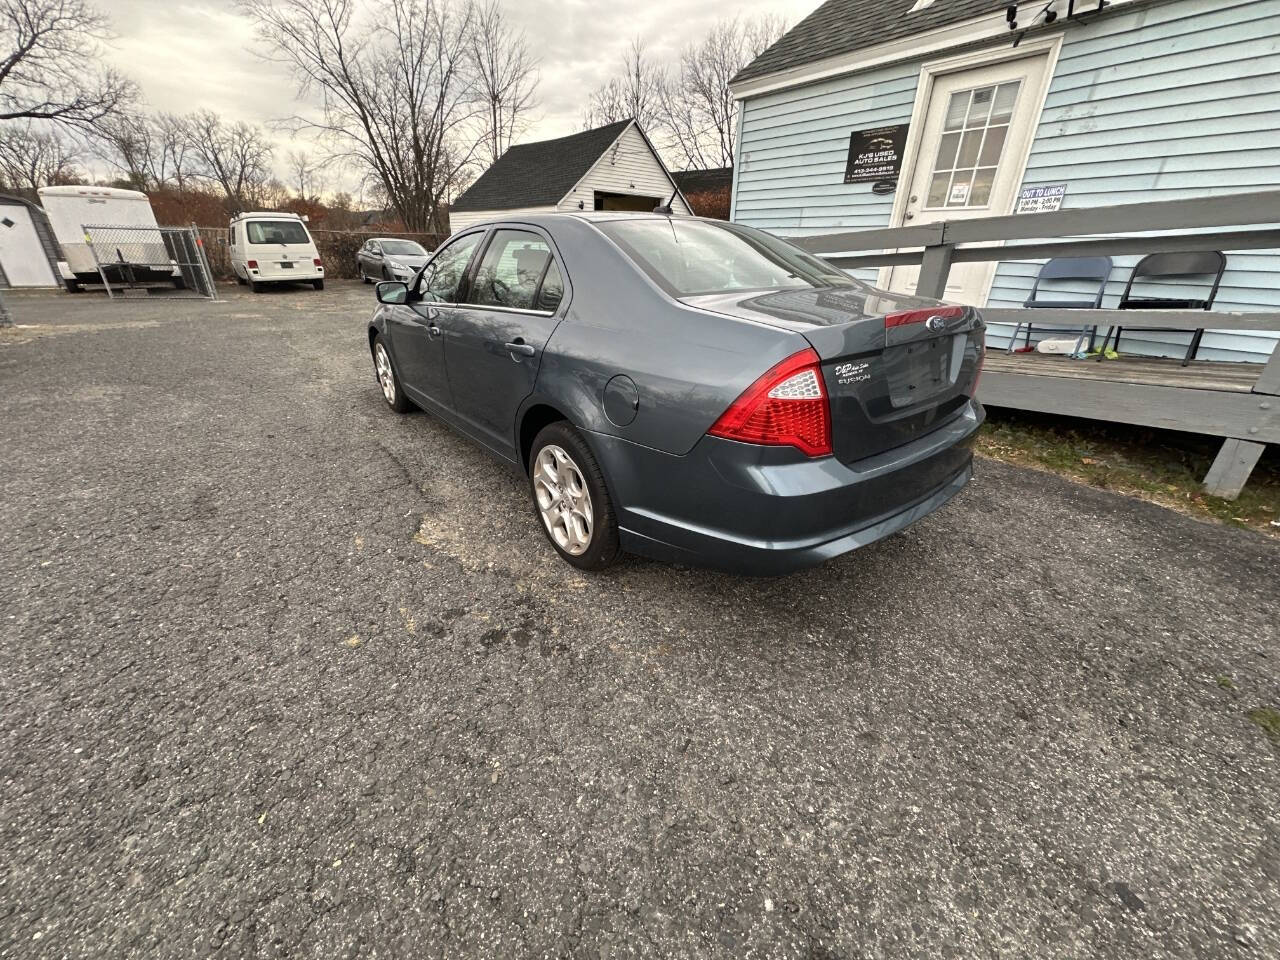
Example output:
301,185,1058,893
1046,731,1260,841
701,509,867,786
529,423,620,570
372,334,412,413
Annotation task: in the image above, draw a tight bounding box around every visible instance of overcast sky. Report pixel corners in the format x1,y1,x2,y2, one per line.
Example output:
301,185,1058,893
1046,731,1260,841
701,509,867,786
103,0,817,197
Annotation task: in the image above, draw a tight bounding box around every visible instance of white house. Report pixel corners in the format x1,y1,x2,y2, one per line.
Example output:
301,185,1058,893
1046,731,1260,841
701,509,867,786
448,119,690,233
730,0,1280,363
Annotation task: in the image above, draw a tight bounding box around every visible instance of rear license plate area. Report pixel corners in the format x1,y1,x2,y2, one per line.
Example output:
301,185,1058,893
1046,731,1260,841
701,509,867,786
279,261,293,269
886,336,953,408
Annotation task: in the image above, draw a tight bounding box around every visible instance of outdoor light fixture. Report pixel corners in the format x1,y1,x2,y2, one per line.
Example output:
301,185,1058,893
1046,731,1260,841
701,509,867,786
1007,0,1109,32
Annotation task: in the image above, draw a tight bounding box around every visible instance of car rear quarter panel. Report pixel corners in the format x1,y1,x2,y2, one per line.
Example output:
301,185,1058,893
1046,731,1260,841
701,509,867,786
533,218,809,457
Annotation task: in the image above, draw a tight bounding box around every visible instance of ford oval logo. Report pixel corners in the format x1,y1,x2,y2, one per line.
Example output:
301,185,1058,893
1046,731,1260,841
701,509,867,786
925,315,947,332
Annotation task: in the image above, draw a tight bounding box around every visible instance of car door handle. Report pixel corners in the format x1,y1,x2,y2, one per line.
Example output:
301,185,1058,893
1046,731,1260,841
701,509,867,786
505,339,536,358
427,323,441,338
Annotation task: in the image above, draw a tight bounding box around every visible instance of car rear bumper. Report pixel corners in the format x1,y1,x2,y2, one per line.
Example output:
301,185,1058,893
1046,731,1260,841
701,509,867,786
587,399,983,576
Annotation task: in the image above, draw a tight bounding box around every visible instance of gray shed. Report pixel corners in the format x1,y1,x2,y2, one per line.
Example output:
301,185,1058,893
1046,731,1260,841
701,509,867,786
0,193,61,288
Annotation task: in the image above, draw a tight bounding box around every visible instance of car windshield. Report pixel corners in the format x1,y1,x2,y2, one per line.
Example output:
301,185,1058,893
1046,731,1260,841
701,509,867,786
246,220,311,245
380,240,427,256
596,218,855,297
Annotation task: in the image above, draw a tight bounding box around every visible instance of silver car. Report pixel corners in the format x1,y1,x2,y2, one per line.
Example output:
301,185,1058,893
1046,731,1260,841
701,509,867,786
357,238,431,283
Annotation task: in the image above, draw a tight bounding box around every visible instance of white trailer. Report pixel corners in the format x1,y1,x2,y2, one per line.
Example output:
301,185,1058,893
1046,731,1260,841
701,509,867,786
37,185,179,292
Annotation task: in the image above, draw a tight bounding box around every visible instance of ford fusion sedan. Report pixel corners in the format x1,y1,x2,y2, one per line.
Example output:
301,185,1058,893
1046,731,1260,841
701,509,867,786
367,214,984,575
357,237,431,283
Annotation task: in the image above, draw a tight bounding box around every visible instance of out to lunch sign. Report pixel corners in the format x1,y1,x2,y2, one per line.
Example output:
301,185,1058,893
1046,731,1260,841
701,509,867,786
844,124,910,184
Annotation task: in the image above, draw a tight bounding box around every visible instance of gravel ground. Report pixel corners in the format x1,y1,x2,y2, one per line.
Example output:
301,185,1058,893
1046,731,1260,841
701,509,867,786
1,283,1277,960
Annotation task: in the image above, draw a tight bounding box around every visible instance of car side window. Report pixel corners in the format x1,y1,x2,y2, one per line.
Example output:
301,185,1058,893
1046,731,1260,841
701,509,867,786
420,232,483,303
230,225,236,245
536,260,564,312
466,230,553,311
370,242,381,255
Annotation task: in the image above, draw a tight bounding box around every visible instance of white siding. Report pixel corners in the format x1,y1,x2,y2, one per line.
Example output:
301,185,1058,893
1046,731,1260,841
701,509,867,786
557,125,690,215
447,205,557,234
732,0,1280,362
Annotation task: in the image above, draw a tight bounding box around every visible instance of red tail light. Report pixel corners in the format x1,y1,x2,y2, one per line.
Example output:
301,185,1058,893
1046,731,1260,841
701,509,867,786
247,259,258,269
884,305,965,328
708,348,831,457
313,258,323,267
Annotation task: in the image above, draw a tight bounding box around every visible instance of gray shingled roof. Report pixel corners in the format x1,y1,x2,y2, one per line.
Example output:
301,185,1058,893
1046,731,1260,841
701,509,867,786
734,0,1011,85
451,119,635,213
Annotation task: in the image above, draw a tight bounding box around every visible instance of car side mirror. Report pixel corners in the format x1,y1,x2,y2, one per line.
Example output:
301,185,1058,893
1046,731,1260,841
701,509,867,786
376,280,410,305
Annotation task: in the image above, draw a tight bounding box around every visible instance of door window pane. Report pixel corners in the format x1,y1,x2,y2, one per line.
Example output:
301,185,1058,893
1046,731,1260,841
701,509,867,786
990,82,1020,123
925,79,1021,209
968,87,994,125
537,260,564,312
467,230,552,310
979,125,1008,167
422,231,483,303
969,167,997,206
927,172,951,207
935,132,961,171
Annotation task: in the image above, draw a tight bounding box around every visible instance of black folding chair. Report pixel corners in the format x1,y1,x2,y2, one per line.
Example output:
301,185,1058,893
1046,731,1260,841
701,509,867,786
1008,256,1112,355
1100,251,1226,365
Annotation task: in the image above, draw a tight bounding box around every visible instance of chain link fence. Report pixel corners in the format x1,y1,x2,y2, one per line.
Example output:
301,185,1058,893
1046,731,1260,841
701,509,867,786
197,228,444,281
82,224,218,300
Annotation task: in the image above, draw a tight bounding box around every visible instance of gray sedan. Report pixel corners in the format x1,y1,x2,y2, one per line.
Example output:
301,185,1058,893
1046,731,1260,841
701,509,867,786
357,237,431,283
367,214,985,574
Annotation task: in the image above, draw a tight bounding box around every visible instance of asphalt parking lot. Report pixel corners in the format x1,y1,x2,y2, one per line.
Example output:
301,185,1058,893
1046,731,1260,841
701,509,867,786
1,281,1277,959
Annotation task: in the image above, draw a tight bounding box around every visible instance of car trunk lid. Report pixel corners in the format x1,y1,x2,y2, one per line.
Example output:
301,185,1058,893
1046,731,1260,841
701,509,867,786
683,285,984,463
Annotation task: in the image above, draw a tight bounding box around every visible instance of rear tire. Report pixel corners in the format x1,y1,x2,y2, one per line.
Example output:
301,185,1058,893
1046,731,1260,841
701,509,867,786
528,422,620,571
312,279,324,291
250,280,264,293
372,334,412,413
236,273,247,286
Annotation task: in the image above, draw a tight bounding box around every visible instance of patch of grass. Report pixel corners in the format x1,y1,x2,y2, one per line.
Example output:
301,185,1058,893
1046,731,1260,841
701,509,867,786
1246,707,1280,746
976,409,1280,536
1216,675,1236,691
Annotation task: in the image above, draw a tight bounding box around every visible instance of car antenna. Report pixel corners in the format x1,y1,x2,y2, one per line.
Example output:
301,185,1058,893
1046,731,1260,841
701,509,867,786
653,183,680,215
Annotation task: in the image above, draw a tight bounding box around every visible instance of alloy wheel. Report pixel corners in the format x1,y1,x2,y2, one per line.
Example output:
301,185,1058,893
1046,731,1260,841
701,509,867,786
375,342,396,404
533,444,593,555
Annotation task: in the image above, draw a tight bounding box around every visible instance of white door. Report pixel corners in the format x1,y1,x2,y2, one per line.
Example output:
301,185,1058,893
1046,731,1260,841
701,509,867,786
886,53,1051,305
0,207,57,286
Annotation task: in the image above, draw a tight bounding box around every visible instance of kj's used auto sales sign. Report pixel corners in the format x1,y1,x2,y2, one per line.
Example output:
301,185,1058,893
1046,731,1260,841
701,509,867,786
844,124,910,185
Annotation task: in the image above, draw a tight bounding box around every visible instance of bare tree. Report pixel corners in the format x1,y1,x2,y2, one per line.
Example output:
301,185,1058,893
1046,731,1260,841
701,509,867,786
0,121,81,190
182,110,273,209
582,37,664,132
241,0,491,232
0,0,136,130
659,15,786,170
287,149,325,201
97,112,157,188
470,0,537,165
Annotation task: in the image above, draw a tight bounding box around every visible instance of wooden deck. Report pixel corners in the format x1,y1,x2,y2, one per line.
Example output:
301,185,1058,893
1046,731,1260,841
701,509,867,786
979,351,1280,449
982,352,1264,393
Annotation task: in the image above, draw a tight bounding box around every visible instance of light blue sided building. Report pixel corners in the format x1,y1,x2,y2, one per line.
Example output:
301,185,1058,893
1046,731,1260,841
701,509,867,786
730,0,1279,363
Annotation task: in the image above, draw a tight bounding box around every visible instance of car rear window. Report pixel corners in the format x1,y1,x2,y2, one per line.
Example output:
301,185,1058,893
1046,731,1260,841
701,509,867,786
380,240,426,256
596,218,854,297
245,220,311,245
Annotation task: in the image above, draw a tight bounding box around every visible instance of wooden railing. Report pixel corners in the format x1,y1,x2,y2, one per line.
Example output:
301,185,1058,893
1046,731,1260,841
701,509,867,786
792,190,1280,499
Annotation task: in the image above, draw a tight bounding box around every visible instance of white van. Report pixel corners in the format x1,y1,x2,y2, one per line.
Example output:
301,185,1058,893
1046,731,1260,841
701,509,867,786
38,185,181,293
229,212,325,292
